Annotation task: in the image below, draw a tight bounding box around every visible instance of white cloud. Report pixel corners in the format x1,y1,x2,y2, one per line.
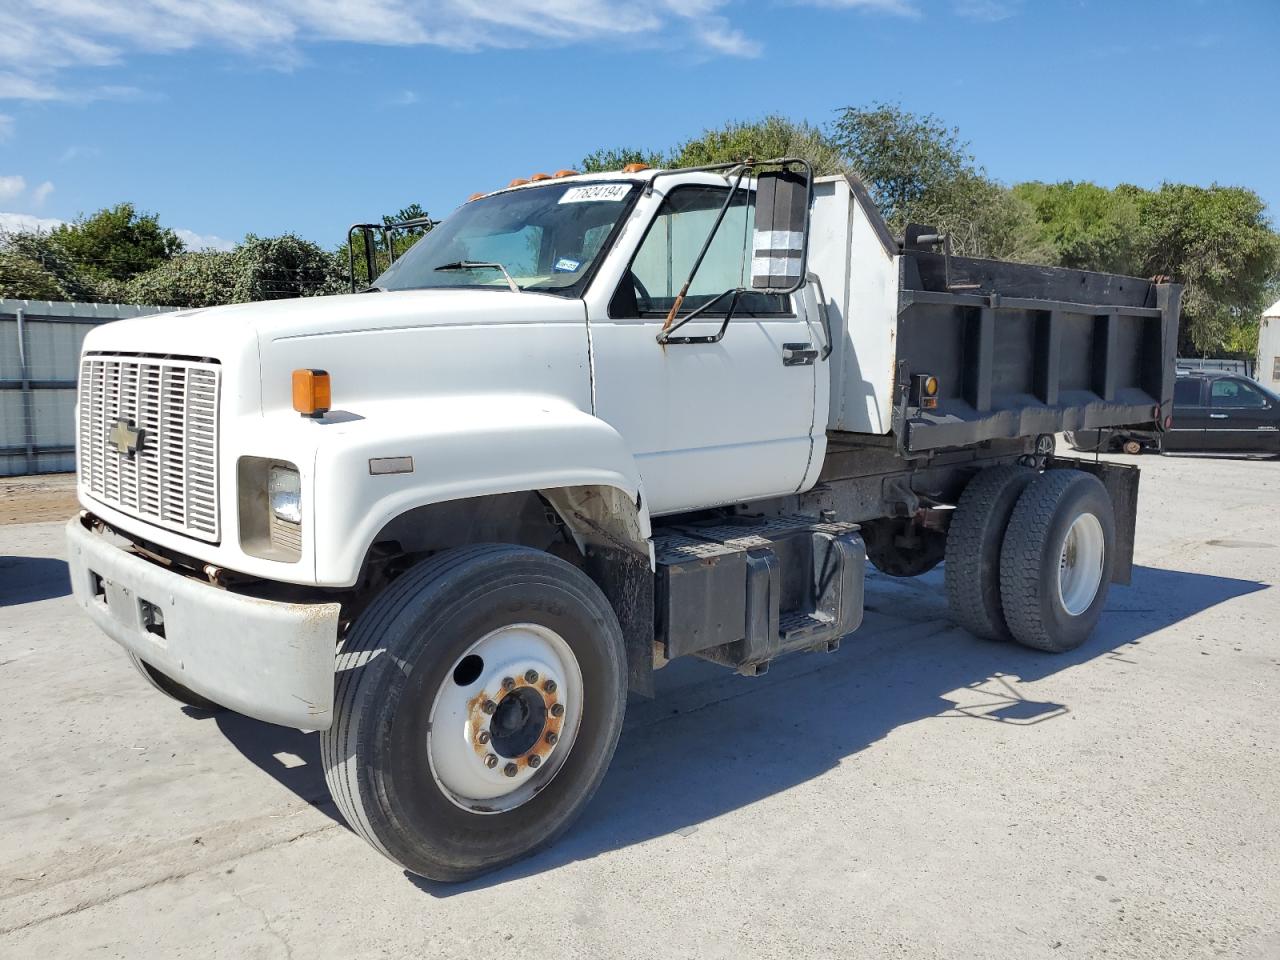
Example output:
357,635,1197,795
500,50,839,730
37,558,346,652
59,145,101,163
0,211,64,234
800,0,920,15
0,114,12,141
0,0,763,104
389,90,419,106
0,175,55,209
693,21,762,58
798,0,1022,18
31,181,55,207
953,0,1020,20
0,175,26,203
174,228,235,252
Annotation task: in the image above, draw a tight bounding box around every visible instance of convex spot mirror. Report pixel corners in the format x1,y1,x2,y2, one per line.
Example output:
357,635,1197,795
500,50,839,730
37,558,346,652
751,168,809,291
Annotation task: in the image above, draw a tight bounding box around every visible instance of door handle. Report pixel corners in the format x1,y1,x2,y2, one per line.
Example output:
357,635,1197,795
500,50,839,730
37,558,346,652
1209,413,1229,419
782,342,819,366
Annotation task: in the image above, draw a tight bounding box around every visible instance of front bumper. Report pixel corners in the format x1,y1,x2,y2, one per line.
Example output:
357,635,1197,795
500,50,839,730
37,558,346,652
65,518,341,729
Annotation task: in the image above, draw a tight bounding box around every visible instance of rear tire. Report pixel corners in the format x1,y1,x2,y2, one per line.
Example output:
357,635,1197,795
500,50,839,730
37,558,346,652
321,544,627,881
128,654,224,712
999,470,1115,653
944,466,1037,641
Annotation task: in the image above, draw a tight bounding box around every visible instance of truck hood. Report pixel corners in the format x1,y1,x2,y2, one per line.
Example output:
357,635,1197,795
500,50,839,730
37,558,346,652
81,288,592,418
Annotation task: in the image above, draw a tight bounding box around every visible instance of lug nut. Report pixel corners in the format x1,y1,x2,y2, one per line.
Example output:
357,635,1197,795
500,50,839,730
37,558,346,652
484,753,498,768
503,762,518,778
550,703,565,718
477,730,491,744
527,754,542,769
545,731,558,746
524,669,539,683
543,679,557,694
482,699,496,715
501,676,515,691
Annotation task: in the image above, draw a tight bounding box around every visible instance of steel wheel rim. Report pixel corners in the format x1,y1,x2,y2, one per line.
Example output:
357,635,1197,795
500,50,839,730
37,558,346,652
1057,512,1105,616
427,622,584,814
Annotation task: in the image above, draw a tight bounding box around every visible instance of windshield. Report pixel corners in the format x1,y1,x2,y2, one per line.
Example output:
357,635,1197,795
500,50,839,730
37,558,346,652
375,181,637,296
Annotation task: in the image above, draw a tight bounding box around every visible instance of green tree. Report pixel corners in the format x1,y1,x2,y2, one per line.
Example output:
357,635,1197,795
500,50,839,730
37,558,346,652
829,102,1046,260
580,146,668,174
830,103,974,225
125,251,240,308
1134,184,1280,355
49,203,184,282
1012,181,1141,275
0,229,113,300
233,234,345,302
670,116,849,175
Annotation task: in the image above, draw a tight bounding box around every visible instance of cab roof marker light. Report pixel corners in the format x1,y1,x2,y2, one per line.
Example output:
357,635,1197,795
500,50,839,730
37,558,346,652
508,177,530,188
552,169,579,178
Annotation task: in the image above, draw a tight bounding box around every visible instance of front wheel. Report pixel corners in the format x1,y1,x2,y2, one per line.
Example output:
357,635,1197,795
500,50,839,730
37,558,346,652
321,544,627,881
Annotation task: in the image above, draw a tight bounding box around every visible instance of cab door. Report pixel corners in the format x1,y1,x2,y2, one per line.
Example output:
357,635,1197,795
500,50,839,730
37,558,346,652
584,183,821,516
1205,377,1280,453
1163,376,1207,451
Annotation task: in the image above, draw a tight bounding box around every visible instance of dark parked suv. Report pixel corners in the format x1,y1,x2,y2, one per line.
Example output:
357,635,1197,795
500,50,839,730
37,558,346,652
1068,372,1280,456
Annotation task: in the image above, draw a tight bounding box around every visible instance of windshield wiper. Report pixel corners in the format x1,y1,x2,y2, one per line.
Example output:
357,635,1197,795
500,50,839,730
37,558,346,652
434,260,521,294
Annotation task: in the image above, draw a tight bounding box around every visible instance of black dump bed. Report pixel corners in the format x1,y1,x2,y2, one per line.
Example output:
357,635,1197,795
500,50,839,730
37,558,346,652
888,225,1180,455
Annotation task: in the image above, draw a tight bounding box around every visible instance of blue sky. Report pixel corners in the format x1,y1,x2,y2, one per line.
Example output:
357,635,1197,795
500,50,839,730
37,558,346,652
1,0,1276,250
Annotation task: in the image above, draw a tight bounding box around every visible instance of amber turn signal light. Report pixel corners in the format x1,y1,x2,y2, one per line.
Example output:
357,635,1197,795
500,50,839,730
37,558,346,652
293,369,331,418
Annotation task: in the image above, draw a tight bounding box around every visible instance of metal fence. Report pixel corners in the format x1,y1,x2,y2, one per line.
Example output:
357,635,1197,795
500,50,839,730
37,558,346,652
1,298,176,476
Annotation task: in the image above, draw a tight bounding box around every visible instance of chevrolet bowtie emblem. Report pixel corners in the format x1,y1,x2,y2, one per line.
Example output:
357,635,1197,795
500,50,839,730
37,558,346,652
109,419,143,458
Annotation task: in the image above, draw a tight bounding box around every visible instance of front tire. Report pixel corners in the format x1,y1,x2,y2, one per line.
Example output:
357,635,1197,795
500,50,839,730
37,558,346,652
321,544,627,881
999,470,1115,652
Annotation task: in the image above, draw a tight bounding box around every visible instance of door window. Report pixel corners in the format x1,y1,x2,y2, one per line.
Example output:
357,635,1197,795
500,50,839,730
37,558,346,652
1210,379,1268,408
1173,378,1202,406
612,185,789,318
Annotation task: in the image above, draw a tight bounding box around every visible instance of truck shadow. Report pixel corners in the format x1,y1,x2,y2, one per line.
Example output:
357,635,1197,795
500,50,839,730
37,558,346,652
0,556,71,606
211,561,1264,892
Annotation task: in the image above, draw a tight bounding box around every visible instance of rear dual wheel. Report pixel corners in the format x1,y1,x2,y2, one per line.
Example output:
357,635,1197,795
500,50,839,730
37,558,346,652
321,544,627,882
946,467,1115,653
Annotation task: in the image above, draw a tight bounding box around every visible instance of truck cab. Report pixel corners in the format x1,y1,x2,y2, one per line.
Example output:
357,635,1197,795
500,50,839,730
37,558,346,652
66,160,1179,881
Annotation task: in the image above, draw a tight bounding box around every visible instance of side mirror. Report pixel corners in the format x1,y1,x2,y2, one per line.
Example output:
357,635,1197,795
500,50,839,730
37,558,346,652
751,167,810,291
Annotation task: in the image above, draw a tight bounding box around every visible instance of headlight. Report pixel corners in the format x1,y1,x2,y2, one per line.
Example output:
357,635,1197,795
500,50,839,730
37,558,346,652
238,457,302,562
269,465,302,524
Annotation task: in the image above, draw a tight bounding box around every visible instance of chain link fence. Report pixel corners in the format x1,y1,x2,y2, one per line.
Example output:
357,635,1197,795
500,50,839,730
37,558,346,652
1,298,176,476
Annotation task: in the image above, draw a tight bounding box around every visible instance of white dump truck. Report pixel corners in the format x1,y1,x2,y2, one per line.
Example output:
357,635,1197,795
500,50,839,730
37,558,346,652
66,160,1179,880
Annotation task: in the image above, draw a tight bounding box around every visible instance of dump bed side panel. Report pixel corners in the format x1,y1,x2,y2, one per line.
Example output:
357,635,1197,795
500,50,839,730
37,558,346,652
811,175,1181,454
893,251,1180,454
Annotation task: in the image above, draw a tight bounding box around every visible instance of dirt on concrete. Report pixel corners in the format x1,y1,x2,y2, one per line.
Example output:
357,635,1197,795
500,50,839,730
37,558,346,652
0,474,79,526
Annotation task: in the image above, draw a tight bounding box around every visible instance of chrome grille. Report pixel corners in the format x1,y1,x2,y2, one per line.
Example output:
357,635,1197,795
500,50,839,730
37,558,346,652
78,355,221,541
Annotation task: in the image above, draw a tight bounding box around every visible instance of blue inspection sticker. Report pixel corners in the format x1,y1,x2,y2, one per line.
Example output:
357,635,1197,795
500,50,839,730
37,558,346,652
553,257,581,273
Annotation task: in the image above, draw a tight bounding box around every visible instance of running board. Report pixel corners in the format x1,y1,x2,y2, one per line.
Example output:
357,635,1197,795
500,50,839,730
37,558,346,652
653,516,865,675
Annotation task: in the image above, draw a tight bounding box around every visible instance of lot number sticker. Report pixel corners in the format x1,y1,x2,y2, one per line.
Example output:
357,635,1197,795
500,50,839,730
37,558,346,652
558,184,631,204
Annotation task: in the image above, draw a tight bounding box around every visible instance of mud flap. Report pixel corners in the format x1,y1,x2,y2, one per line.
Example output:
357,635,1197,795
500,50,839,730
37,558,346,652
1048,455,1139,585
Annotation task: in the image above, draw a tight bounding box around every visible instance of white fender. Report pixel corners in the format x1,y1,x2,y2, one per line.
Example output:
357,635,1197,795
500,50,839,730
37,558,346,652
311,394,649,586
